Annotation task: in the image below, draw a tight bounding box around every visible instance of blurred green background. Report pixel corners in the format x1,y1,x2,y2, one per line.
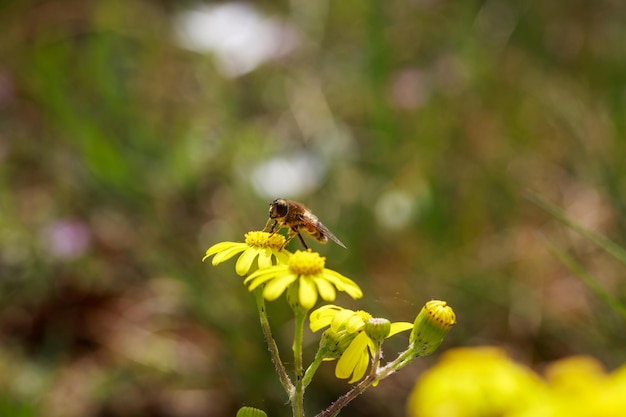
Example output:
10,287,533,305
1,0,626,416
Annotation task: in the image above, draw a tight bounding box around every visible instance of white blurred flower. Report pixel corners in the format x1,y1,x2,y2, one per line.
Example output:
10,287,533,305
250,152,325,199
174,2,298,77
375,185,431,231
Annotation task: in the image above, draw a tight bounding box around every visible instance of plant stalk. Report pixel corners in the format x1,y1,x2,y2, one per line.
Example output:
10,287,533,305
254,288,295,397
292,308,307,417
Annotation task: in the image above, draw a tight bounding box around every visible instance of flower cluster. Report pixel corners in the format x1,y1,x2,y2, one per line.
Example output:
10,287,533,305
204,231,363,310
408,347,626,417
203,225,457,417
310,305,413,383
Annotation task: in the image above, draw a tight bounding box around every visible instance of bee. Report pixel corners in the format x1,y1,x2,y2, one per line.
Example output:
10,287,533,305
264,198,346,249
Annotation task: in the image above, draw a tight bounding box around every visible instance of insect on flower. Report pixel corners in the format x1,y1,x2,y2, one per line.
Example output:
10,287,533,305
264,198,347,250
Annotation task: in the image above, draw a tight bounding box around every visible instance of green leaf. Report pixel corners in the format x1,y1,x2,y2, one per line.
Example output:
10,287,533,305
236,406,268,417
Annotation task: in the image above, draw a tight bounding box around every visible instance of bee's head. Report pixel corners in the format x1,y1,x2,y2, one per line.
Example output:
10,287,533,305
269,198,289,219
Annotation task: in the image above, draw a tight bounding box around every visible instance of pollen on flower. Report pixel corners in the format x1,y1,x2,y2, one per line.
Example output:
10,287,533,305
288,250,325,276
244,231,285,249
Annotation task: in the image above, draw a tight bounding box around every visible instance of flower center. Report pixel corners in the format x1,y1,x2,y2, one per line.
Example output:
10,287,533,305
245,231,286,249
288,250,325,276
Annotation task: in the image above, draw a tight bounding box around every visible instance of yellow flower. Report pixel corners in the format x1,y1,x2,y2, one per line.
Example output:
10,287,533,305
408,347,626,417
407,347,547,417
244,250,362,310
203,231,290,276
310,305,413,383
545,356,608,396
537,356,626,417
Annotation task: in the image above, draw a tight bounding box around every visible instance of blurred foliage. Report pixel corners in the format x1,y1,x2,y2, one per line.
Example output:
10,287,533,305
1,0,626,416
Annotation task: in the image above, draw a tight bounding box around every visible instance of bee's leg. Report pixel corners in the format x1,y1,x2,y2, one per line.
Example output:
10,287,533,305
263,218,275,232
293,228,309,250
266,219,282,235
280,229,296,250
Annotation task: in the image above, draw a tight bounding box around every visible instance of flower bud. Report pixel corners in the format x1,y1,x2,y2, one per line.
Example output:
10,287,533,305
364,318,391,347
410,300,456,356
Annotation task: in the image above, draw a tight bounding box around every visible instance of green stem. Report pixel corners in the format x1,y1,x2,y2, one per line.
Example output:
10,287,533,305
315,373,374,417
374,345,418,381
254,288,295,397
303,355,323,388
292,309,307,417
315,346,382,417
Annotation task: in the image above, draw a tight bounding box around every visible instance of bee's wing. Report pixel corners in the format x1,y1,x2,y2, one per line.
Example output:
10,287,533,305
297,211,347,249
306,216,347,249
319,222,347,249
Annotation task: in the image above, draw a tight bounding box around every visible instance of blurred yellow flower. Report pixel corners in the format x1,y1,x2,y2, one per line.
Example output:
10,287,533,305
310,305,412,383
203,231,289,276
244,250,362,310
407,347,547,417
408,347,626,417
535,356,626,417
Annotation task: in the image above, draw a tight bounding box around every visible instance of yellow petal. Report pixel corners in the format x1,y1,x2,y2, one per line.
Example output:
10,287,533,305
313,276,337,302
299,276,319,310
389,322,414,337
245,271,280,291
349,350,370,383
211,244,247,265
310,305,341,332
343,283,363,300
235,248,260,276
262,273,298,300
331,309,358,333
318,268,350,287
257,248,274,270
344,314,367,333
322,269,363,299
244,265,287,285
336,332,369,381
203,241,240,261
